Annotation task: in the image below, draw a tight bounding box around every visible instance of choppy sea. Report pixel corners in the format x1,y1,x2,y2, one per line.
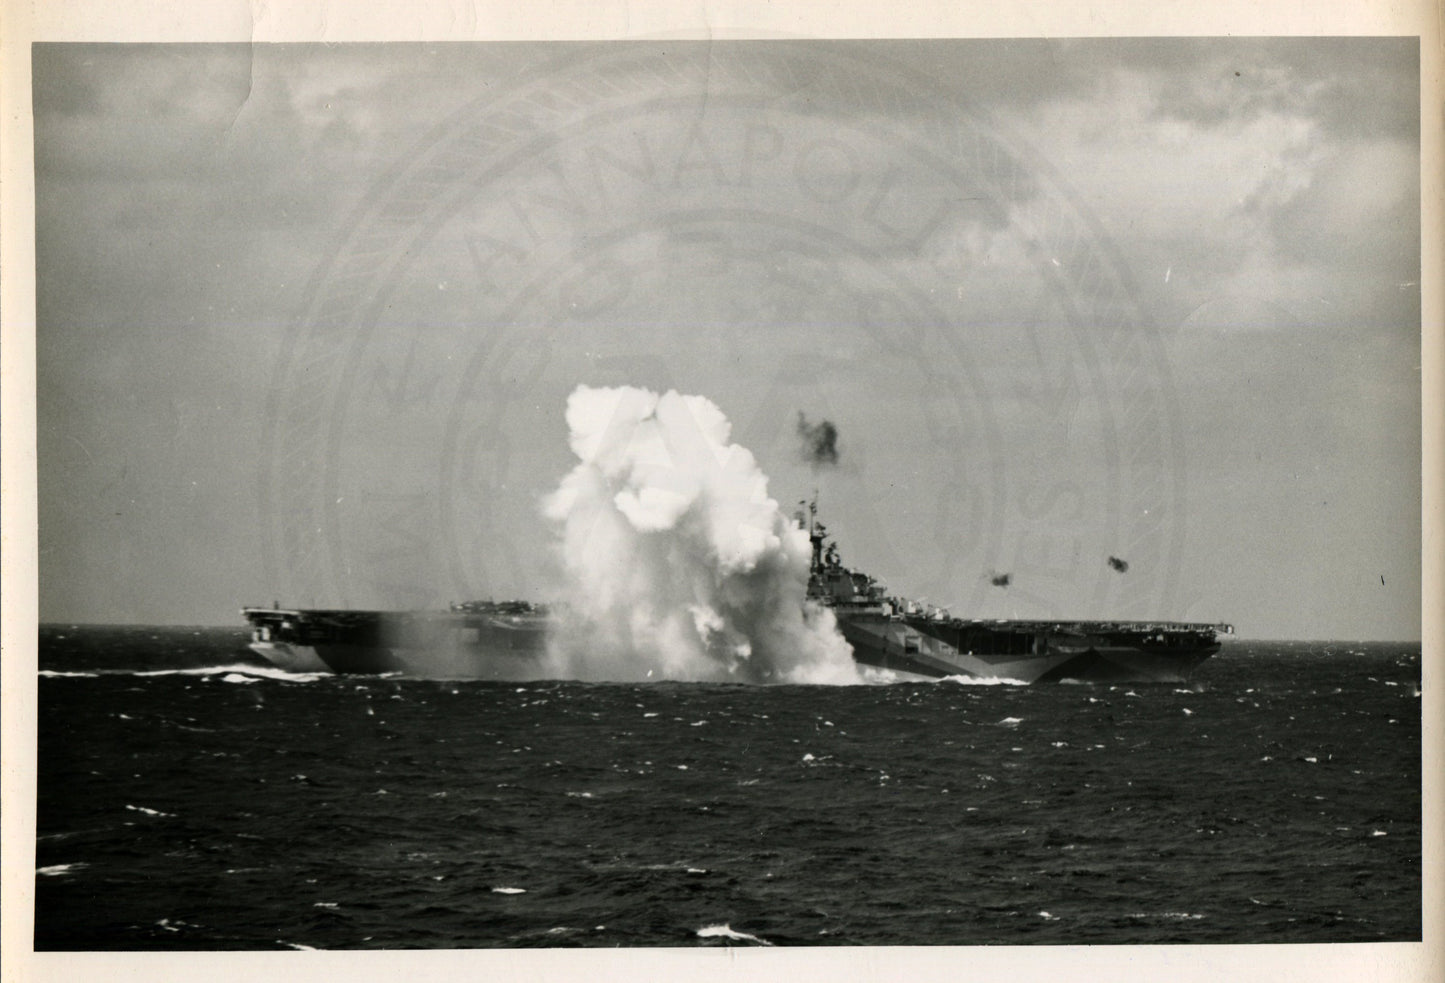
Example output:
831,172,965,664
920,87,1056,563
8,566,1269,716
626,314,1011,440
34,626,1421,949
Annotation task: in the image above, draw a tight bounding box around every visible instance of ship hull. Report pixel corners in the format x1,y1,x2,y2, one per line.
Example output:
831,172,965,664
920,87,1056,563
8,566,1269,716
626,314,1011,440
243,607,549,678
243,606,1221,683
247,640,330,673
839,613,1220,684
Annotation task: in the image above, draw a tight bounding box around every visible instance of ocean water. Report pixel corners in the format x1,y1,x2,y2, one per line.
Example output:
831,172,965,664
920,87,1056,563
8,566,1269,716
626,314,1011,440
34,626,1421,949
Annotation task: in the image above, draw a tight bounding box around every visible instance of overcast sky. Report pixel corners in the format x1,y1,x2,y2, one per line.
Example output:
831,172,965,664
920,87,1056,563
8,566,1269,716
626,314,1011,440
33,38,1421,639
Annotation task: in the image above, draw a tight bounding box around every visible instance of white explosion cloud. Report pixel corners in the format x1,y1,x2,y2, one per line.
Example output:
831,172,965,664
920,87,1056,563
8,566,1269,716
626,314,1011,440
542,385,859,684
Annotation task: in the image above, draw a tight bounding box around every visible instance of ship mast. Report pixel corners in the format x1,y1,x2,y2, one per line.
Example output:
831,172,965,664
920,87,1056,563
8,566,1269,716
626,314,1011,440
804,495,828,575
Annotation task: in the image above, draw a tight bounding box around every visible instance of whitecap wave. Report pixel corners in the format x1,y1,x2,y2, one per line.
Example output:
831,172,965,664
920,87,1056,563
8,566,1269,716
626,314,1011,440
696,923,772,945
37,863,86,877
1128,912,1205,920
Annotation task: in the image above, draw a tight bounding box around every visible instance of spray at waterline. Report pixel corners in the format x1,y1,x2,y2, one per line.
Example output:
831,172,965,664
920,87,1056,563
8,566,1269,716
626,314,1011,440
541,385,861,684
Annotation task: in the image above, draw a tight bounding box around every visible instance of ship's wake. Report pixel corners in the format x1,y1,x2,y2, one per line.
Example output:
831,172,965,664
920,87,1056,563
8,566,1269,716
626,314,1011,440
41,665,331,683
542,385,860,684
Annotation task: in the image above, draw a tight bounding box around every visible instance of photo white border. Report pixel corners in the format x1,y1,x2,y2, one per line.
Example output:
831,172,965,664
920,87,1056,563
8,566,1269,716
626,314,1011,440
3,3,1439,981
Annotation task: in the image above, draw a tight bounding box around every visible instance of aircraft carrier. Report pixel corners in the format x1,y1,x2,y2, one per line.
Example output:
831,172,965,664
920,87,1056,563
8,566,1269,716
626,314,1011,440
243,502,1229,682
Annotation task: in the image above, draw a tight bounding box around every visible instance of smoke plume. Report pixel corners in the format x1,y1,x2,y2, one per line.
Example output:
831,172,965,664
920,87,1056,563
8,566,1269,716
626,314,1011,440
542,385,859,684
989,572,1011,588
1107,556,1129,573
796,412,840,469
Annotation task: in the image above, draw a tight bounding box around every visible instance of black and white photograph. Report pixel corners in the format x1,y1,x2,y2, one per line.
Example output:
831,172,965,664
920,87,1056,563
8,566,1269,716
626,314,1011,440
3,3,1438,980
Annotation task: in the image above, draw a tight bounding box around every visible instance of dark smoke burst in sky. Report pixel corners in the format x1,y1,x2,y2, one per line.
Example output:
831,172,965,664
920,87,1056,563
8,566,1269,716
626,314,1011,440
796,412,840,469
1108,556,1130,573
989,572,1011,588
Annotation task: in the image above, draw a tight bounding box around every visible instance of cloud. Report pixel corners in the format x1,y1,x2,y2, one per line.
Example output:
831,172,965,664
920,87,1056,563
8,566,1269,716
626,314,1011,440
1269,137,1420,270
988,38,1418,346
29,39,1421,636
